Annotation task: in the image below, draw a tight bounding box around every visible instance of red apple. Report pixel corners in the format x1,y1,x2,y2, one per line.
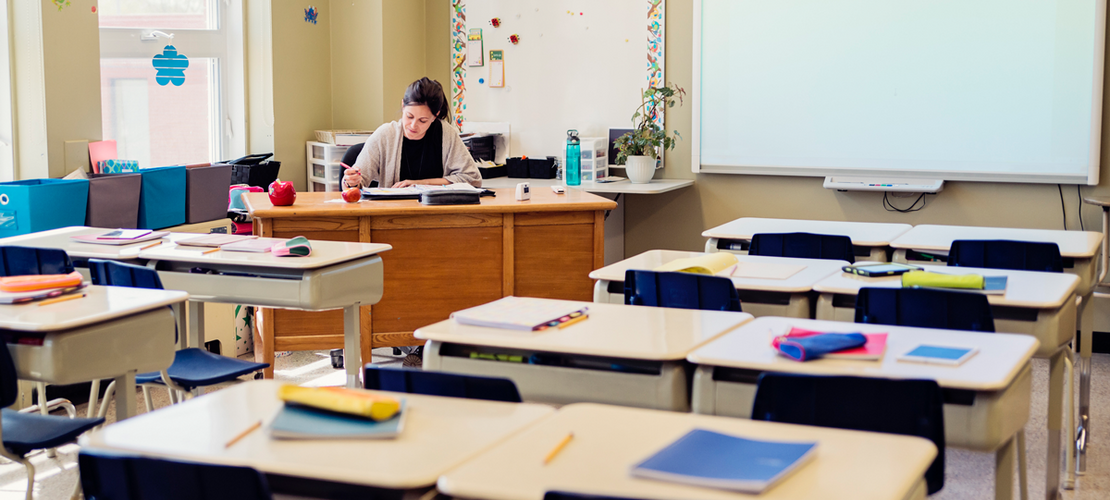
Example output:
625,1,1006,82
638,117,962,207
268,179,296,206
342,187,361,203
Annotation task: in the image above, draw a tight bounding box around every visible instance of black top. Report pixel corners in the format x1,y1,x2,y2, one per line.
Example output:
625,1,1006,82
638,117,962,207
399,120,445,182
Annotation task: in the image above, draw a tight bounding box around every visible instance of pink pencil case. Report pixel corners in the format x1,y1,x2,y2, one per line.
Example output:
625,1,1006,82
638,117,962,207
271,236,312,257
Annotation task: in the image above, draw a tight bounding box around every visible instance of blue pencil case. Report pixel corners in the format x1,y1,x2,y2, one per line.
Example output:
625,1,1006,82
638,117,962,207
776,333,867,362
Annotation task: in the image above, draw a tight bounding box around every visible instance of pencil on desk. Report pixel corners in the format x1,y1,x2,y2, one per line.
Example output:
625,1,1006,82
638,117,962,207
201,247,221,255
543,432,574,465
225,420,262,448
37,293,86,307
139,241,163,250
558,314,589,329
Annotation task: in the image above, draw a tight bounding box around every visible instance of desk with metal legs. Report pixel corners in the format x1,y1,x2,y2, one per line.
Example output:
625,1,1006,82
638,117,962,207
588,249,845,318
688,317,1038,500
889,224,1101,492
0,285,187,420
702,217,912,262
0,227,391,388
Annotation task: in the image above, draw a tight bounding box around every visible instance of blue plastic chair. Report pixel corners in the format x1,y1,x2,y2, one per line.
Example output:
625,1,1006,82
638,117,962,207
748,232,855,263
751,373,946,494
0,245,73,277
855,287,995,332
623,270,741,312
364,366,522,402
0,331,104,500
87,259,269,408
79,449,272,500
948,239,1064,273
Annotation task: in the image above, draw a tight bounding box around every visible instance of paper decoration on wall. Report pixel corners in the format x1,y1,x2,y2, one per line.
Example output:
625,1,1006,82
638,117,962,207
479,78,485,84
490,18,501,27
52,0,70,11
305,6,318,24
451,0,467,128
489,50,504,88
152,45,189,87
647,0,666,128
508,34,520,45
468,29,484,67
92,6,97,13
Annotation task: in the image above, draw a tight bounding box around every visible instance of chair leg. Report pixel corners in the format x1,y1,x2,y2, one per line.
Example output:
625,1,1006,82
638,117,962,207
1017,429,1028,500
87,380,100,418
0,449,36,500
97,381,116,420
1064,353,1076,489
142,386,154,413
34,384,57,460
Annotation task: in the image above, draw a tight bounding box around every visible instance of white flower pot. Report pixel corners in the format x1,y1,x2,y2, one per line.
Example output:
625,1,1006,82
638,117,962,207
625,155,655,184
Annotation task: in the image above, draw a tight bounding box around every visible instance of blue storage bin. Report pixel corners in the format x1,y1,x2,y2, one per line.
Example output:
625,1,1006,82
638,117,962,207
137,166,186,229
0,179,89,237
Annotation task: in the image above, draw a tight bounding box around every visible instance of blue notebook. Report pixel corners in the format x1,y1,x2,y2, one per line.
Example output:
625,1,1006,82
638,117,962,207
268,401,406,440
631,429,817,494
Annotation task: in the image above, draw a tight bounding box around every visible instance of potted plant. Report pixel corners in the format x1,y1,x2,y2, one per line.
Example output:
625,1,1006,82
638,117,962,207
614,83,686,184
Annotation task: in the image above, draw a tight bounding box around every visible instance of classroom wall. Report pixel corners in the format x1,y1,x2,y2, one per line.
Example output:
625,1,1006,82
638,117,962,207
424,0,451,99
331,0,384,129
11,0,102,180
623,2,1110,255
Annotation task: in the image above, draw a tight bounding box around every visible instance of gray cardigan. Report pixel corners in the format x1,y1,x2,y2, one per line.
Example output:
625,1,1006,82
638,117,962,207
352,120,482,187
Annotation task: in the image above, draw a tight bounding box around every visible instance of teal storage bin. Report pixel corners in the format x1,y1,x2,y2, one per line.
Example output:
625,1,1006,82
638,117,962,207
137,166,186,229
0,179,89,237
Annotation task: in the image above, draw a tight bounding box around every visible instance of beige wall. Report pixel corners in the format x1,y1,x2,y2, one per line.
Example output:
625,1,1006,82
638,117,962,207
624,2,1110,255
331,0,384,129
11,1,102,179
271,0,333,190
424,0,450,98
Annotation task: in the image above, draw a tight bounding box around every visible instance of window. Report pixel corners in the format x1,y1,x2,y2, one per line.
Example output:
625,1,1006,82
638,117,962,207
98,0,244,168
0,4,13,182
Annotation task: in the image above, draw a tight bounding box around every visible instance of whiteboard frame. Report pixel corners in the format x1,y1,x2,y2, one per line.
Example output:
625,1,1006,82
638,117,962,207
691,0,1106,186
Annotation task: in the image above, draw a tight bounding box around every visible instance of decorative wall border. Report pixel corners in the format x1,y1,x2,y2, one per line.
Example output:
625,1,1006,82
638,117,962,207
451,0,467,128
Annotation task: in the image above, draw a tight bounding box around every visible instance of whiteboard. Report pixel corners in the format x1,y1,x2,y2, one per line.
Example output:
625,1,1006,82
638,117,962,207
455,0,662,160
693,0,1106,185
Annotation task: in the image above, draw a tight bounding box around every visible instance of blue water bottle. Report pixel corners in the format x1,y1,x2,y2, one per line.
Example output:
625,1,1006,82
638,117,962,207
566,129,581,186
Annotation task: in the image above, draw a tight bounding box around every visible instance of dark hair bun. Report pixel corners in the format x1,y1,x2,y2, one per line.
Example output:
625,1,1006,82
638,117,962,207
403,77,450,121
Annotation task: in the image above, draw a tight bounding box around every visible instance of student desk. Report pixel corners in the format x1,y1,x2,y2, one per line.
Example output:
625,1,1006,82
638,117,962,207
80,380,554,497
243,189,615,359
687,317,1038,500
437,403,937,500
702,217,913,262
0,227,391,388
417,299,754,411
890,223,1101,488
1,285,187,420
588,249,846,318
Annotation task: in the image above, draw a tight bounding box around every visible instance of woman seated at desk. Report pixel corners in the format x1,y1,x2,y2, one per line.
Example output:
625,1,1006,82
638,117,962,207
343,77,481,189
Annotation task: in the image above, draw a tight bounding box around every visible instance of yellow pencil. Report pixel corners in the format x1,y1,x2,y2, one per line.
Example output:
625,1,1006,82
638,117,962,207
543,432,574,465
37,293,86,307
225,420,262,448
139,240,163,250
558,314,589,329
201,247,220,255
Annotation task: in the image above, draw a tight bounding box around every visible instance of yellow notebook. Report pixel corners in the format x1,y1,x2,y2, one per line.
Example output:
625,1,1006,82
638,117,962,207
278,385,401,421
653,253,739,275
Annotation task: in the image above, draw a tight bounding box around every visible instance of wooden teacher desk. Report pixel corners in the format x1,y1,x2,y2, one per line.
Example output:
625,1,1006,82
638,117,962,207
243,190,616,362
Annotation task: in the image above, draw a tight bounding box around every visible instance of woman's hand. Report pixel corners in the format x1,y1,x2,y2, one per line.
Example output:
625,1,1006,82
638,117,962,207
342,166,362,189
391,178,451,188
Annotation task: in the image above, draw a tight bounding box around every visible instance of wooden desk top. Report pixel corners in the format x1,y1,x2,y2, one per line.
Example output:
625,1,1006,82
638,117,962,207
702,218,913,247
0,285,188,332
812,265,1079,309
889,224,1102,258
589,250,847,293
438,403,936,500
81,380,555,490
415,299,754,361
244,188,617,218
687,317,1038,392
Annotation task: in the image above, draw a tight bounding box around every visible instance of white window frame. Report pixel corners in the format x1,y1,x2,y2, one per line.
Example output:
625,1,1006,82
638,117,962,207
98,0,245,164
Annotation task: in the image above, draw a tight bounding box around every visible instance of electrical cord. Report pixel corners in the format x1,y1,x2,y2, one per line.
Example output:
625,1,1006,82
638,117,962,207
1058,184,1067,230
882,191,928,213
1078,185,1085,231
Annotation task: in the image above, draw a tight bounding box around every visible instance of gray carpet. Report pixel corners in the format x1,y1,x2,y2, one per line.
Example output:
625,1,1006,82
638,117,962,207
4,350,1107,499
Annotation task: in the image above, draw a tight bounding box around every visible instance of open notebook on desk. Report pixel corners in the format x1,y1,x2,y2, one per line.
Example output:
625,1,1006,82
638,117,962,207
362,183,494,200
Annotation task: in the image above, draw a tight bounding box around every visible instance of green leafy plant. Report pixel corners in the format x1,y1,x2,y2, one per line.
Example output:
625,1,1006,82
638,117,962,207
614,83,686,165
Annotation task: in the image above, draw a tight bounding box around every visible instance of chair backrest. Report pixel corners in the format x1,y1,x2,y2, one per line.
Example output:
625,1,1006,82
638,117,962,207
748,232,855,263
340,142,365,168
544,493,645,500
79,450,272,500
0,331,19,409
88,259,164,290
751,373,946,494
0,246,73,276
623,270,742,312
854,287,995,332
364,366,522,402
948,239,1063,273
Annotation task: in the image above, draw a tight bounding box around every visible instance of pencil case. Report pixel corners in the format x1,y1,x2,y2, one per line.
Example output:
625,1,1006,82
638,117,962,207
775,332,866,362
0,271,83,293
271,236,312,257
278,385,400,421
901,271,984,290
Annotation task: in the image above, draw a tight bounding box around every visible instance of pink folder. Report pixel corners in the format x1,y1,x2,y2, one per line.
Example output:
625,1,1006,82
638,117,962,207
88,140,118,174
